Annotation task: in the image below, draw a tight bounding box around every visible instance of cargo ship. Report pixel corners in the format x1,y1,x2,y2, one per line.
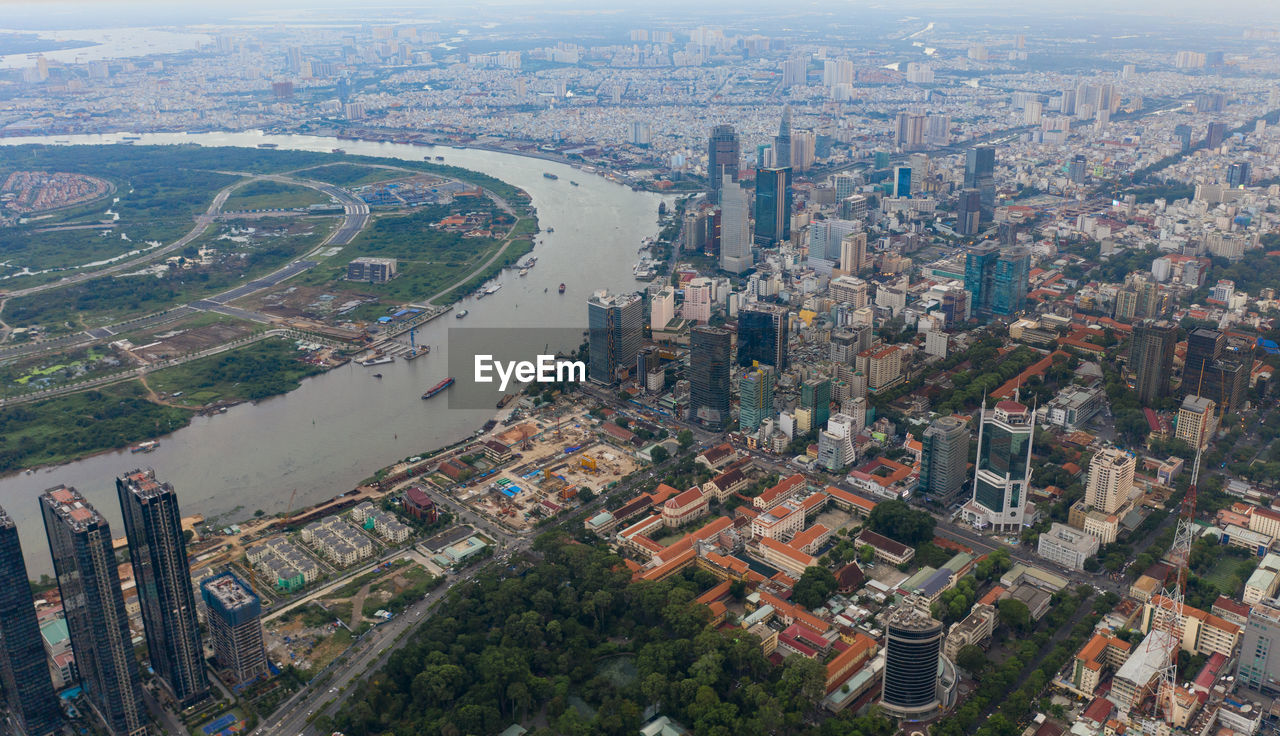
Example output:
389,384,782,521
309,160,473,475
359,354,394,367
131,440,160,454
422,377,455,400
456,309,469,319
256,143,279,149
496,393,516,408
543,172,559,180
558,283,566,294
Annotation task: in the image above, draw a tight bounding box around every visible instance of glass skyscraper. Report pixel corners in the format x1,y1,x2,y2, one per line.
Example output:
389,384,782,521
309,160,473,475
753,167,792,246
587,290,643,384
0,507,60,736
738,367,774,433
736,304,789,371
689,326,732,430
991,247,1030,316
964,146,996,220
42,486,147,736
117,469,208,707
964,399,1033,534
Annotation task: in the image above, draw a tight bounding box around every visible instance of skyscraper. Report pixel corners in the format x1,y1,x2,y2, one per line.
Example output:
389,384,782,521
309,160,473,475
1181,328,1247,414
1206,121,1228,149
0,507,60,736
1226,161,1250,188
800,378,832,431
807,218,859,273
773,105,792,169
1068,154,1087,184
738,367,774,433
1237,598,1280,694
689,326,731,430
956,189,982,236
881,599,946,719
117,469,208,707
963,398,1033,534
963,244,999,317
892,166,912,198
1085,448,1136,515
919,416,970,501
991,247,1030,317
964,146,996,220
41,486,147,736
753,167,792,246
736,303,789,370
201,572,268,686
1130,320,1177,406
719,173,753,273
587,290,643,384
707,124,740,201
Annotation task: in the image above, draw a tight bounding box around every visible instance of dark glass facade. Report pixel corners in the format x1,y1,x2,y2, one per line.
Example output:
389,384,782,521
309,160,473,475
753,167,792,246
736,305,788,371
0,507,60,736
882,605,943,718
117,470,208,707
689,326,731,430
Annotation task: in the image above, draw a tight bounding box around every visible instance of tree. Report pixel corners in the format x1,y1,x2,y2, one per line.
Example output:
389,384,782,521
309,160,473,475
866,499,936,546
859,545,875,564
650,445,670,463
955,644,988,674
998,598,1031,633
792,566,839,609
677,430,694,451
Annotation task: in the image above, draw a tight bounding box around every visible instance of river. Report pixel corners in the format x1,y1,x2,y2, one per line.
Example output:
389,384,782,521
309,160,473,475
0,131,668,576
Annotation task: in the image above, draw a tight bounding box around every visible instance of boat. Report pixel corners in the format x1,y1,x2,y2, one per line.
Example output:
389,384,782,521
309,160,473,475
546,227,555,233
372,373,383,379
403,348,427,361
435,156,445,161
483,283,503,296
359,354,394,367
332,148,345,154
519,269,529,277
558,283,566,294
543,172,559,180
257,143,279,149
482,419,498,432
121,135,142,141
496,393,516,409
456,309,469,319
131,441,160,454
422,377,455,399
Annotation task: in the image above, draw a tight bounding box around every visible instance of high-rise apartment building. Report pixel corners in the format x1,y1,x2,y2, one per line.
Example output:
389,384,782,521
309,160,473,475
962,399,1033,533
1130,319,1177,405
0,507,60,736
839,232,869,275
919,416,970,501
1176,395,1217,450
41,486,147,736
689,327,732,430
1085,448,1136,515
753,167,792,246
736,303,789,370
1237,598,1280,694
201,572,268,686
117,469,208,707
588,290,643,384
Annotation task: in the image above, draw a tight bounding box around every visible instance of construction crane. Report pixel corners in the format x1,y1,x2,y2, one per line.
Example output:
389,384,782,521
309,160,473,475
1155,444,1203,726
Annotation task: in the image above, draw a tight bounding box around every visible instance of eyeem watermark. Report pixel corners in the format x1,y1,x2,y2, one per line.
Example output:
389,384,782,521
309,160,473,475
474,354,586,392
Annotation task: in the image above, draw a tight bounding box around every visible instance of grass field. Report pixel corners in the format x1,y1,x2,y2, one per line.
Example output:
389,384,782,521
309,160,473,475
299,163,405,188
146,337,325,407
0,382,192,473
224,180,330,212
1200,556,1255,596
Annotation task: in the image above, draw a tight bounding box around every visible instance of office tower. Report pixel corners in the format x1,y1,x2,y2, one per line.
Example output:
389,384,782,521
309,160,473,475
707,124,740,200
956,189,982,236
1174,124,1192,152
0,508,60,736
739,367,774,433
650,287,675,331
1206,121,1228,149
892,166,912,198
1068,154,1087,184
1129,319,1177,406
688,327,731,430
1227,161,1250,188
774,105,792,169
833,173,857,202
991,247,1030,317
963,244,999,318
839,194,869,220
41,487,147,736
874,151,891,170
965,398,1033,533
881,599,945,719
807,218,859,273
1176,396,1217,450
719,174,753,273
800,378,832,431
1236,598,1280,694
737,304,789,370
830,276,869,308
1181,328,1247,414
818,414,857,472
754,167,792,246
1085,448,1135,515
117,469,208,707
998,221,1018,248
839,232,868,275
920,416,970,501
201,572,268,686
682,277,714,323
964,146,996,220
588,290,643,384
